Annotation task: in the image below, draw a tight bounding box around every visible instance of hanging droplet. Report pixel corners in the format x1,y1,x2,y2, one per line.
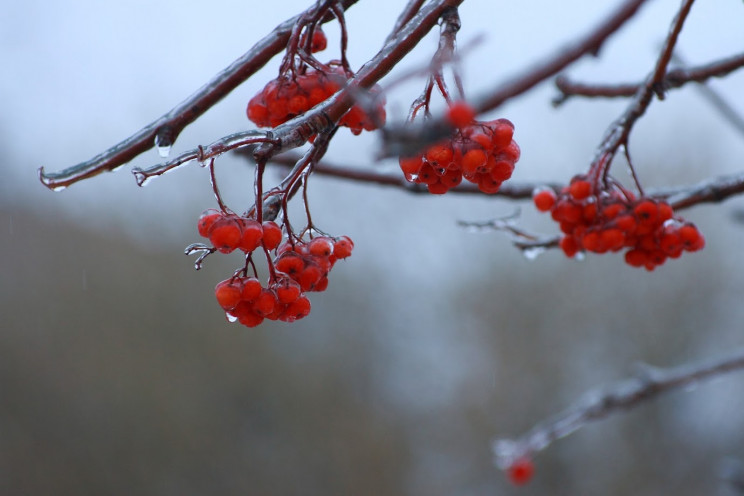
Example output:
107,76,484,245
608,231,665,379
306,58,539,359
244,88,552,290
154,125,176,158
522,246,546,261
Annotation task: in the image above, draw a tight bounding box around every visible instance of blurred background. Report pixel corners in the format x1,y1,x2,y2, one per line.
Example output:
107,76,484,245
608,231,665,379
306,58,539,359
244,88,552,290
2,1,744,494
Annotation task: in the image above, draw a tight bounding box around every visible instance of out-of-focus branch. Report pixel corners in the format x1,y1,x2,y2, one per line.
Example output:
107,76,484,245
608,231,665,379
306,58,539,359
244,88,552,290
38,0,360,190
592,0,696,170
380,0,651,158
493,348,744,469
553,52,744,104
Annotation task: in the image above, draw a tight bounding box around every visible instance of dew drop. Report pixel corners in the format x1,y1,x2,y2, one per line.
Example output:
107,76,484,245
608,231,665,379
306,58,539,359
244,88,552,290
522,246,546,261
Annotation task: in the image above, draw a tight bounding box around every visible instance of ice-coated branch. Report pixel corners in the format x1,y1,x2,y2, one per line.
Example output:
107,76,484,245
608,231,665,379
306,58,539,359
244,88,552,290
379,0,651,158
553,51,744,105
37,0,360,190
592,0,696,169
493,348,744,468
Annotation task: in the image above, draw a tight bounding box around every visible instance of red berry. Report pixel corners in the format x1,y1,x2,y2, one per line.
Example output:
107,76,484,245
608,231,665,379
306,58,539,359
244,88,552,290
333,236,354,259
308,237,334,257
215,278,242,311
274,277,302,304
533,188,556,212
569,180,592,200
252,289,278,317
446,101,476,128
209,216,242,253
280,295,311,322
239,218,264,252
261,221,283,250
507,457,534,486
241,277,263,302
275,252,305,276
197,209,222,238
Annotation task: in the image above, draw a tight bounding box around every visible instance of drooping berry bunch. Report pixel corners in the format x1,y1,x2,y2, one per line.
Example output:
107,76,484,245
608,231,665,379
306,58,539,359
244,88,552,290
398,112,520,195
246,63,386,134
196,209,353,327
533,175,704,270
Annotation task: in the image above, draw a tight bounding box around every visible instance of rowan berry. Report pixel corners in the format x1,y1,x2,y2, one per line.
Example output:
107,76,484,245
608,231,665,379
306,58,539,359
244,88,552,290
507,457,534,486
308,236,334,257
209,215,243,253
261,221,283,250
252,289,278,317
198,209,222,238
241,277,263,302
569,179,592,200
446,101,476,128
239,219,264,252
333,236,354,259
280,295,312,322
215,278,243,311
532,188,557,212
273,277,302,304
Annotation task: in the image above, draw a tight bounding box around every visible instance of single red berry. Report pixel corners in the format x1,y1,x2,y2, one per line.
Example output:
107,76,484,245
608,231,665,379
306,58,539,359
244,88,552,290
559,235,580,258
280,295,312,322
461,149,488,175
425,144,454,166
239,218,264,253
241,277,263,302
625,248,647,268
274,277,302,304
215,278,242,311
308,237,334,257
569,180,592,200
533,188,557,212
507,457,534,486
261,221,283,250
298,264,323,291
232,302,264,328
427,181,450,195
399,155,424,177
197,209,222,238
252,289,278,317
446,101,476,128
209,216,243,253
333,236,354,259
490,119,515,149
275,252,305,276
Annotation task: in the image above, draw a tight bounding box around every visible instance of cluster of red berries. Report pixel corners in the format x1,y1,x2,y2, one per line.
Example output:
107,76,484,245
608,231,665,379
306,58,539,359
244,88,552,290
246,64,386,134
197,209,283,254
398,111,520,194
197,209,353,327
533,176,704,270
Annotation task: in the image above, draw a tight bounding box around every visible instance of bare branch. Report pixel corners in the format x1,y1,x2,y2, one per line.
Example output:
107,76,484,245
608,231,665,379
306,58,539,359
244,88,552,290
493,348,744,469
38,0,360,190
380,0,652,158
553,52,744,104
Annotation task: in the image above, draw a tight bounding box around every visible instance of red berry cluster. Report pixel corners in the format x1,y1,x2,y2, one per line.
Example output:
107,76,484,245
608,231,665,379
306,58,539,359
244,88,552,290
533,176,705,270
398,117,520,194
246,65,386,135
197,209,283,254
197,209,353,327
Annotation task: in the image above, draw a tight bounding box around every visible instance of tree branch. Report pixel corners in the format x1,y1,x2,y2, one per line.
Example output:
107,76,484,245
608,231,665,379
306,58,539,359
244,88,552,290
553,51,744,104
379,0,651,158
493,348,744,469
37,0,360,190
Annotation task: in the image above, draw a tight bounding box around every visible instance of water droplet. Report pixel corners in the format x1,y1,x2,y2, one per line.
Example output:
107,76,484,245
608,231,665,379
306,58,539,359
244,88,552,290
573,251,586,261
132,169,153,187
226,312,238,323
52,184,67,192
154,129,174,158
522,246,546,261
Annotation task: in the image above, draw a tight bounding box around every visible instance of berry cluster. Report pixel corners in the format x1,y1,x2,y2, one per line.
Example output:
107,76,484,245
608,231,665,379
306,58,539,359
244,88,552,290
197,209,282,254
197,209,353,327
398,116,520,194
533,176,704,270
246,65,386,135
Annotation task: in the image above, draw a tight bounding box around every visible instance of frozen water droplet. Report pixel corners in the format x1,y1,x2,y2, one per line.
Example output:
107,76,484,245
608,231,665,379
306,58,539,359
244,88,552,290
132,169,153,187
154,126,175,157
52,184,67,192
573,251,586,261
226,312,238,323
522,246,546,261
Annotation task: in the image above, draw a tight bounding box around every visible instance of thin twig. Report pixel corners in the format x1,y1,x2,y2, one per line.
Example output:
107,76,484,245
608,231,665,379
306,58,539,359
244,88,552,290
554,51,744,102
380,0,651,158
38,0,360,190
493,348,744,468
